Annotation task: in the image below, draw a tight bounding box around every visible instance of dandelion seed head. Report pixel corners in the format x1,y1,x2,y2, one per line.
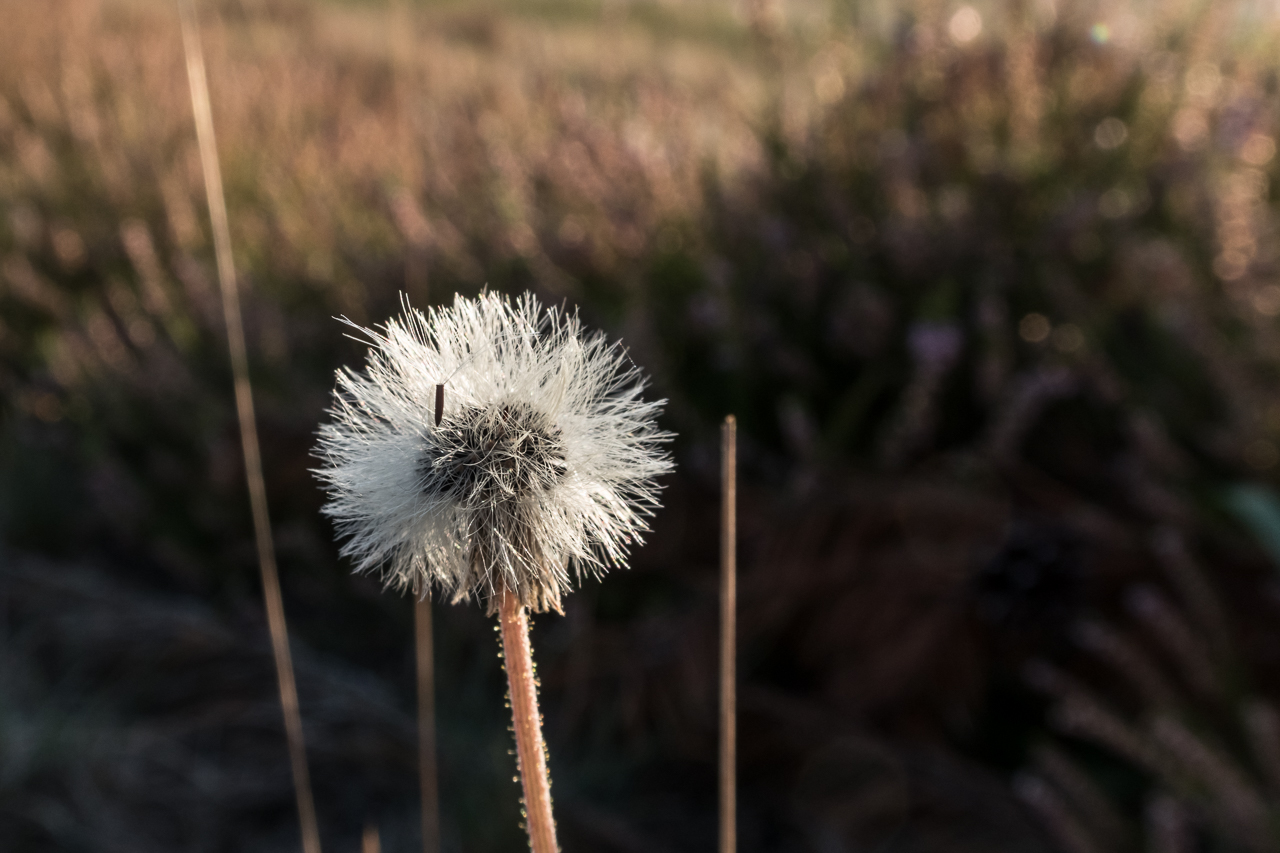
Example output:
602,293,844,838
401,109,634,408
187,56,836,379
313,291,673,613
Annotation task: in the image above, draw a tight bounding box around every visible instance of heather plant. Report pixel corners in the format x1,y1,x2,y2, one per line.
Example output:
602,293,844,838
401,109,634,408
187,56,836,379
648,4,1280,489
1019,529,1280,851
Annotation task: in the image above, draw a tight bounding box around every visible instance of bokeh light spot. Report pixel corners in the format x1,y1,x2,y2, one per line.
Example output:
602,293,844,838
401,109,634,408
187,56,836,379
1173,109,1209,151
1253,285,1280,317
949,6,983,44
814,68,845,105
1186,62,1222,102
1094,117,1128,150
1019,313,1052,343
1098,187,1133,219
1052,324,1085,354
1090,23,1110,44
1242,133,1276,166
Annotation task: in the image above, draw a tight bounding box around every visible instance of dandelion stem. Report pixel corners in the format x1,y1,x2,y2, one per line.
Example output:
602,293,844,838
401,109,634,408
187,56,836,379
498,585,558,853
177,4,320,853
719,414,737,853
415,596,440,853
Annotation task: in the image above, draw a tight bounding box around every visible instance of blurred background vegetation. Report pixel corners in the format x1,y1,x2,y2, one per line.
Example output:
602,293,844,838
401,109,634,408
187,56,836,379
8,0,1280,849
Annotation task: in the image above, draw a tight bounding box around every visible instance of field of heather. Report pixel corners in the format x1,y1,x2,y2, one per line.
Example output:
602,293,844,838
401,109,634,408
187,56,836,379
9,0,1280,850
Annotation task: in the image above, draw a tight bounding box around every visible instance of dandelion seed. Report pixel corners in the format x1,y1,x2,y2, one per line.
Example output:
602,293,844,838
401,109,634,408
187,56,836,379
312,290,674,613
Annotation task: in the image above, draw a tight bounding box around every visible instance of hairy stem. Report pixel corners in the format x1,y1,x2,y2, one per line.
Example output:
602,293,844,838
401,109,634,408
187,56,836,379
499,586,559,853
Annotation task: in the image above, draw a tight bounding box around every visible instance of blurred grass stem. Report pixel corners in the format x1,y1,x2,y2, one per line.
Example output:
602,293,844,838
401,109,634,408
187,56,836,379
415,597,440,853
498,585,558,853
720,415,737,853
362,823,381,853
177,3,322,853
386,6,440,846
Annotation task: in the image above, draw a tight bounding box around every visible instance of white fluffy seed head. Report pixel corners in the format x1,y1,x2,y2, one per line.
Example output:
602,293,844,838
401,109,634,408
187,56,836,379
312,291,674,614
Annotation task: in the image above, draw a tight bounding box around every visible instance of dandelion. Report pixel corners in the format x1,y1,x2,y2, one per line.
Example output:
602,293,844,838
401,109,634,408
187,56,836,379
313,290,673,852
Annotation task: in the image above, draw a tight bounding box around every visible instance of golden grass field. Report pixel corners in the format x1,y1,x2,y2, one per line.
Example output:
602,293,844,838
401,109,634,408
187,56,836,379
0,0,794,316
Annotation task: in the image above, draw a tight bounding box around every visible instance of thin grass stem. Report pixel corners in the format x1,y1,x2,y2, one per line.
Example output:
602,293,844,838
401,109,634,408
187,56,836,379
415,596,440,853
177,4,321,853
362,823,381,853
720,414,737,853
498,585,558,853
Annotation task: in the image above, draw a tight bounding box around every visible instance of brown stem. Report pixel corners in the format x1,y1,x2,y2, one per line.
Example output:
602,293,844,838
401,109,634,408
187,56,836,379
498,586,559,853
415,597,440,853
178,3,320,853
719,415,737,853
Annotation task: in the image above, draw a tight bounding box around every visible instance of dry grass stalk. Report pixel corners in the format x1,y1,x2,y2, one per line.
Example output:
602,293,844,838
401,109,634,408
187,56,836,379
362,823,381,853
415,596,440,853
1145,795,1194,853
1013,773,1105,853
1149,714,1271,842
720,414,737,853
498,585,558,853
176,2,321,852
1033,745,1128,849
1072,618,1177,710
1152,529,1233,667
1243,701,1280,796
1127,586,1221,699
